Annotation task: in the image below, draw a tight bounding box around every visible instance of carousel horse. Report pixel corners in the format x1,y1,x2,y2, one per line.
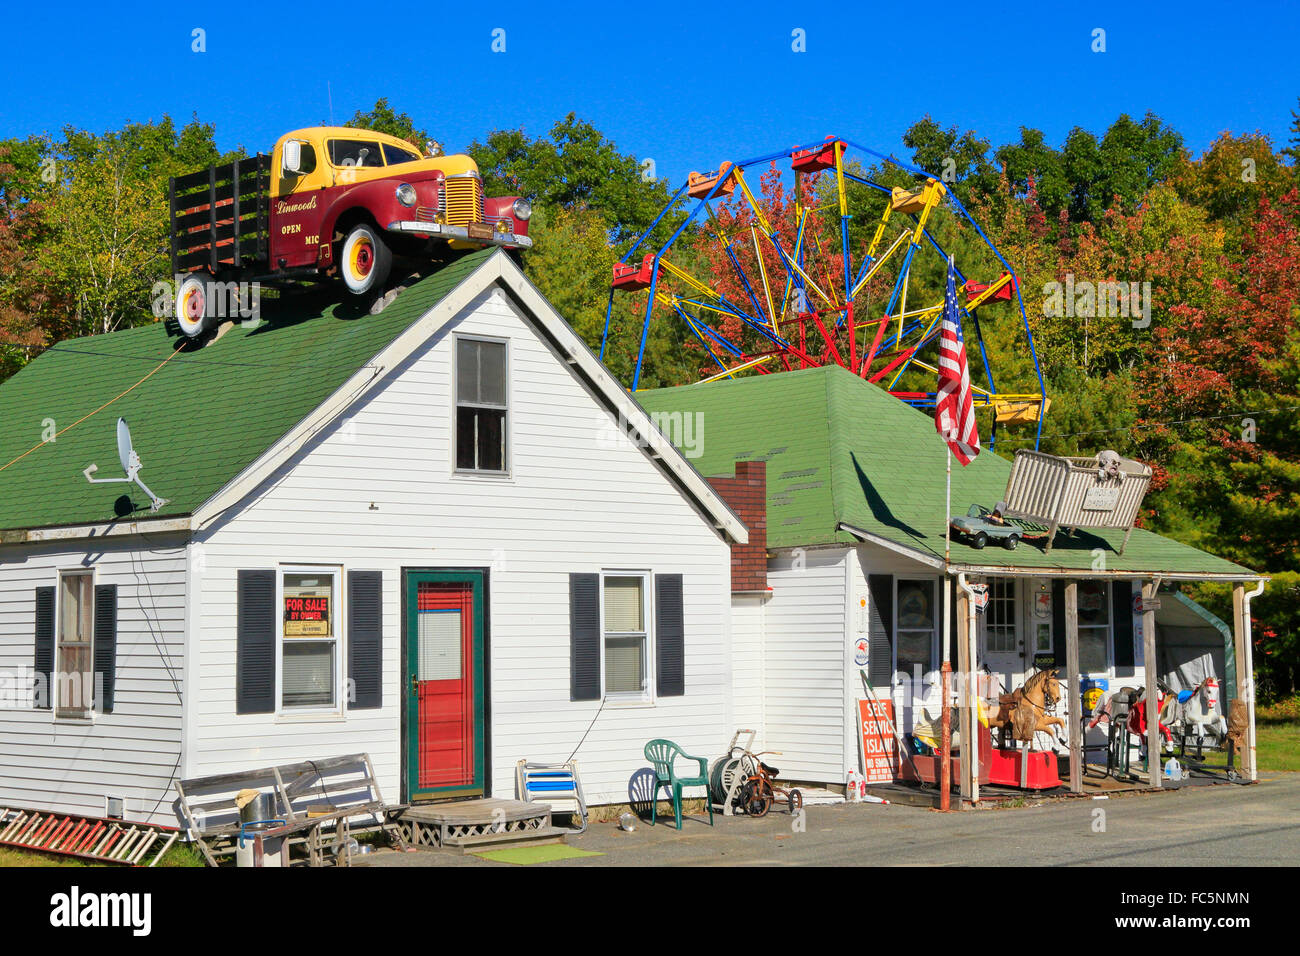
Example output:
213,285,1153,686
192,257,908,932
1127,685,1177,750
1172,677,1228,747
988,668,1065,748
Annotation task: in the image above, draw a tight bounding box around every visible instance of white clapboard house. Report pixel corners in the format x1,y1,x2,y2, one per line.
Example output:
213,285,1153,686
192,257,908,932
0,249,749,825
640,366,1267,799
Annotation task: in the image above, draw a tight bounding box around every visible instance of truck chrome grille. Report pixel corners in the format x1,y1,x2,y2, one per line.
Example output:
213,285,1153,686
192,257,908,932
445,175,483,227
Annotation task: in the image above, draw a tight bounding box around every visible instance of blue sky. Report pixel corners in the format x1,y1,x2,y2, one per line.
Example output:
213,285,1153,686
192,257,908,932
3,0,1297,184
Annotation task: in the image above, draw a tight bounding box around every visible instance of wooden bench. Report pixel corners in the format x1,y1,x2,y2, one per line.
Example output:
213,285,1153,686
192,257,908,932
175,753,406,867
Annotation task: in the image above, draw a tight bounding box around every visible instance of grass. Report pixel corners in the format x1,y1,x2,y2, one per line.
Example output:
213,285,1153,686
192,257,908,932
1256,696,1300,772
0,840,205,868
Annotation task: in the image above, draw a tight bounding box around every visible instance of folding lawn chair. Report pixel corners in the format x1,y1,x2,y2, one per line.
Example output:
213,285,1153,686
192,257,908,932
516,760,588,833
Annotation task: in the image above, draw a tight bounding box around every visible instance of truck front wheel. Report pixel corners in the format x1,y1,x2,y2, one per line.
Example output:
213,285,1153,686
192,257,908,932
340,223,392,295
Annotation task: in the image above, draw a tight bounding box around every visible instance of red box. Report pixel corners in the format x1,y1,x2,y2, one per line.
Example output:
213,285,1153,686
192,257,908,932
612,253,656,291
791,138,844,174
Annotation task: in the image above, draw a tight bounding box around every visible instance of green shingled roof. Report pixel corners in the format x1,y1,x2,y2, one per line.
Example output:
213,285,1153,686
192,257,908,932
0,249,496,534
638,365,1256,577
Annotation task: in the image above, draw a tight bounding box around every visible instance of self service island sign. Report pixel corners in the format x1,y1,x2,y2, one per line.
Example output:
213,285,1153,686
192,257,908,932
858,698,897,783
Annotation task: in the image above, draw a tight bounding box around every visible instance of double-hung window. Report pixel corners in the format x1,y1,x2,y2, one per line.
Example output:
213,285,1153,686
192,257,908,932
603,573,650,698
984,578,1018,653
456,337,508,473
895,578,937,679
1076,581,1111,674
56,572,94,718
281,569,339,710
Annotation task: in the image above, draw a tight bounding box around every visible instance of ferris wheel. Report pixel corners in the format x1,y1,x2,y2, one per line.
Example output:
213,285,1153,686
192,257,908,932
601,136,1048,447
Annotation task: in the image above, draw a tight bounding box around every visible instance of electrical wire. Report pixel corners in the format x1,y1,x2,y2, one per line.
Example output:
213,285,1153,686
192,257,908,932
566,696,608,764
0,345,184,474
0,339,385,372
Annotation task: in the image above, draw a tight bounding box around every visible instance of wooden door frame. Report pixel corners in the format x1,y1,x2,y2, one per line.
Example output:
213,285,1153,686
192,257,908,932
401,568,490,802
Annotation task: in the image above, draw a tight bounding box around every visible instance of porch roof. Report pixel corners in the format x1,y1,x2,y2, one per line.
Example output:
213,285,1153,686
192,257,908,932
637,365,1259,580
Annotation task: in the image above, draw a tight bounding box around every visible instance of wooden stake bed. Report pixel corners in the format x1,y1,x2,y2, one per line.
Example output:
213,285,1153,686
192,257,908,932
0,805,180,866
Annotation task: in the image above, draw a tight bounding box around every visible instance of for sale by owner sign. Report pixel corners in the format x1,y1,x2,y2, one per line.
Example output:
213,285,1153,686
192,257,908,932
284,593,330,637
858,698,897,783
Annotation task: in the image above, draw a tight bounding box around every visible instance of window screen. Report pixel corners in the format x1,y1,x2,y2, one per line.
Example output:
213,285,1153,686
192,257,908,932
896,579,936,678
456,339,508,472
604,575,647,696
281,571,337,708
1077,581,1111,673
56,573,94,717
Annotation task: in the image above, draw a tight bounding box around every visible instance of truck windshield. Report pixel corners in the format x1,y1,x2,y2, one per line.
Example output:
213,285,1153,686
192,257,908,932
328,140,384,168
382,143,421,165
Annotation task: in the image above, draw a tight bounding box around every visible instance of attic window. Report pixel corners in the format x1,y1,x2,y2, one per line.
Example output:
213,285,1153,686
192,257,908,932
455,337,508,474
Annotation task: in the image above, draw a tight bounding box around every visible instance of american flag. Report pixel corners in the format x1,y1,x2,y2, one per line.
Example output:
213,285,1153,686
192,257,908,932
935,257,980,465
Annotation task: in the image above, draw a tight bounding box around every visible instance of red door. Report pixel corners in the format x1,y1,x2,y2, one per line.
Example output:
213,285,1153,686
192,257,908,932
407,573,484,797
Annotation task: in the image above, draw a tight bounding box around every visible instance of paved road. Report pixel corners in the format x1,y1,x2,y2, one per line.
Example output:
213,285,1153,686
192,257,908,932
367,772,1299,867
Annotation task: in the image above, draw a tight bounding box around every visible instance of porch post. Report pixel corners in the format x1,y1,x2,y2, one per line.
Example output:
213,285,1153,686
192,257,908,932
1142,579,1161,789
1232,584,1257,781
956,583,974,804
1064,581,1082,793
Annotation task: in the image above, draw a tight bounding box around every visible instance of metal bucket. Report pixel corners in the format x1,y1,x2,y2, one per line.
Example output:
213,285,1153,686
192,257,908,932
239,792,273,827
235,792,284,868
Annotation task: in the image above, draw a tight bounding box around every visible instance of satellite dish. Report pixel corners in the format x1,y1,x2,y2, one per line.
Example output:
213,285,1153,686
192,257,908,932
117,418,134,475
84,417,169,513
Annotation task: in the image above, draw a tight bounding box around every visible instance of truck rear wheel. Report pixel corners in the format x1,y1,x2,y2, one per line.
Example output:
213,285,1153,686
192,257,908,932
176,273,214,338
340,223,391,295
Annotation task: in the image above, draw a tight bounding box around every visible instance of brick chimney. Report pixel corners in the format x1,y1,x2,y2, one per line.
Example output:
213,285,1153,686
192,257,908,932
706,460,767,592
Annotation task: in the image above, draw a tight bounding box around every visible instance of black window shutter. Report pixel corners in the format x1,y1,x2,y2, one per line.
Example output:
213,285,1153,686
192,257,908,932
1112,580,1135,674
1051,579,1066,668
348,571,383,710
93,584,118,714
569,573,600,701
867,574,894,688
655,574,685,697
34,587,55,710
236,570,276,714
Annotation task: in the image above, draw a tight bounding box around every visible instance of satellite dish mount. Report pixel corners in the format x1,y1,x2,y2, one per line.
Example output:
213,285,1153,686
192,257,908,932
83,417,170,513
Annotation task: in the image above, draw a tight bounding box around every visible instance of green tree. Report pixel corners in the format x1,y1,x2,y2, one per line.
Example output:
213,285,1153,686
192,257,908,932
1172,130,1292,223
901,116,999,203
468,114,677,243
345,98,431,152
522,203,697,388
2,116,225,364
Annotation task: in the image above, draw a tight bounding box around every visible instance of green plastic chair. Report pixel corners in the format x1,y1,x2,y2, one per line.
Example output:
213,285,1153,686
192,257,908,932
643,739,715,829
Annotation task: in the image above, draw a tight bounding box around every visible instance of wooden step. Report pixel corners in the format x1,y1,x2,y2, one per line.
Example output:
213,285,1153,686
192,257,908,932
444,824,569,854
390,798,555,850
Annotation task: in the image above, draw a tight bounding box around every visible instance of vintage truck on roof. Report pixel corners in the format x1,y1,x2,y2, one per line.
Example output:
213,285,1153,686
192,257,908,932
167,126,532,336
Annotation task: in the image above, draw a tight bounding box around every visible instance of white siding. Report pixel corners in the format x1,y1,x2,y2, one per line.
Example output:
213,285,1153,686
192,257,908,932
760,546,851,783
0,536,187,825
191,287,734,805
730,593,767,744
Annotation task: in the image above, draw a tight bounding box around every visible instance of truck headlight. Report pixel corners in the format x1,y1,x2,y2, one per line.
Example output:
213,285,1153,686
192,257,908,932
512,198,532,221
395,183,417,207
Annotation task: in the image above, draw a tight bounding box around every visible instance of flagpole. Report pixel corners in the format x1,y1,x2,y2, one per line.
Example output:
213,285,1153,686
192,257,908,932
940,254,955,811
945,443,951,568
